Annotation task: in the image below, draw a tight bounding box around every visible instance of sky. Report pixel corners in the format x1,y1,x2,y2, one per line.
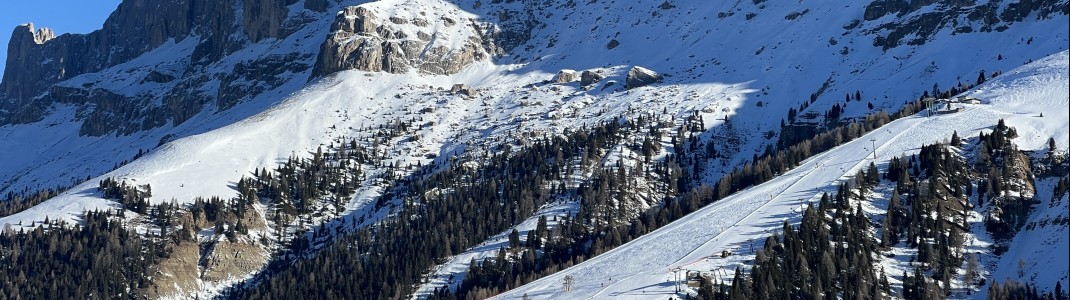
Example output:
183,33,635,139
0,0,122,75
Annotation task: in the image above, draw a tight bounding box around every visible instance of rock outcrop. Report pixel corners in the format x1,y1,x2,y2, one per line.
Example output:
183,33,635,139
552,69,578,83
0,0,240,126
0,0,323,135
580,70,605,86
0,0,547,135
311,4,499,78
242,0,290,43
862,0,1068,49
304,0,330,12
1,24,55,123
625,66,662,89
450,83,477,97
217,53,311,110
148,208,271,299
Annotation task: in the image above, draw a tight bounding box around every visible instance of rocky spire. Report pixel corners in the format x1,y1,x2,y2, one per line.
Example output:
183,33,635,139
1,23,58,121
0,0,296,126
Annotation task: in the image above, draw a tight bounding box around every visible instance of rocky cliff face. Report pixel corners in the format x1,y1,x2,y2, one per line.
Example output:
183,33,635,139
1,24,54,123
862,0,1069,49
310,2,500,78
243,0,293,43
0,0,542,136
1,0,234,125
0,0,318,135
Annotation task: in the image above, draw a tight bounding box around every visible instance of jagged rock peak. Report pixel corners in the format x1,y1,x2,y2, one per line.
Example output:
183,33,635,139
2,0,234,125
332,6,378,33
14,23,55,44
0,0,326,134
1,23,60,121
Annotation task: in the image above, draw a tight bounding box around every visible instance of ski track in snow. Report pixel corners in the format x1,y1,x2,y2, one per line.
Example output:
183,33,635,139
495,51,1069,299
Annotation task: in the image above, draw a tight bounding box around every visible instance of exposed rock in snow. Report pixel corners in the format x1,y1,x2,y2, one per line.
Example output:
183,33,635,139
580,70,604,86
606,39,620,49
552,69,578,83
311,3,497,77
450,83,477,97
625,66,662,89
0,0,322,133
1,23,56,119
242,0,289,43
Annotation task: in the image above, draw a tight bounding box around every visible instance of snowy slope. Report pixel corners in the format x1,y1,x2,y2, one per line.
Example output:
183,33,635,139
0,1,343,196
4,0,1067,204
980,176,1070,295
0,60,747,225
0,0,1067,297
495,51,1069,299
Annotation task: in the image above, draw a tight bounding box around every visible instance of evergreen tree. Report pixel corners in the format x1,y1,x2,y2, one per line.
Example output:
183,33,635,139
509,229,521,249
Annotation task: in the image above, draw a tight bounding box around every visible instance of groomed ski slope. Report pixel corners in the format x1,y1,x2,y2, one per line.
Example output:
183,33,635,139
495,51,1069,300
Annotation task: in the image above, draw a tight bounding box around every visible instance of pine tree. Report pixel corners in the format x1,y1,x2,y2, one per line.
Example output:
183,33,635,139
698,276,716,300
509,229,521,249
1056,280,1066,300
880,217,894,247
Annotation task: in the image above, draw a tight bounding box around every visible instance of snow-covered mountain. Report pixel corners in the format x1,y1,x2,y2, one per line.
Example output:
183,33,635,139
495,49,1070,300
0,0,1066,298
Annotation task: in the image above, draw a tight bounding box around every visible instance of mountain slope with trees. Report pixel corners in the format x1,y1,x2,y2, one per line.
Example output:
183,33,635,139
0,0,1066,299
498,50,1069,299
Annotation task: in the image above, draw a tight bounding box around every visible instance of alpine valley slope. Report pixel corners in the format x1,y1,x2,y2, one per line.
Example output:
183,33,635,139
495,51,1069,299
0,0,1067,298
3,0,1066,232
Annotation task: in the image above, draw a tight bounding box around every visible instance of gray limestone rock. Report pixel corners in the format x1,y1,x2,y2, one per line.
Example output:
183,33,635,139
243,0,290,42
310,5,496,78
580,70,604,86
553,70,578,83
0,0,243,126
625,66,662,89
304,0,330,12
450,84,477,97
0,0,323,135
